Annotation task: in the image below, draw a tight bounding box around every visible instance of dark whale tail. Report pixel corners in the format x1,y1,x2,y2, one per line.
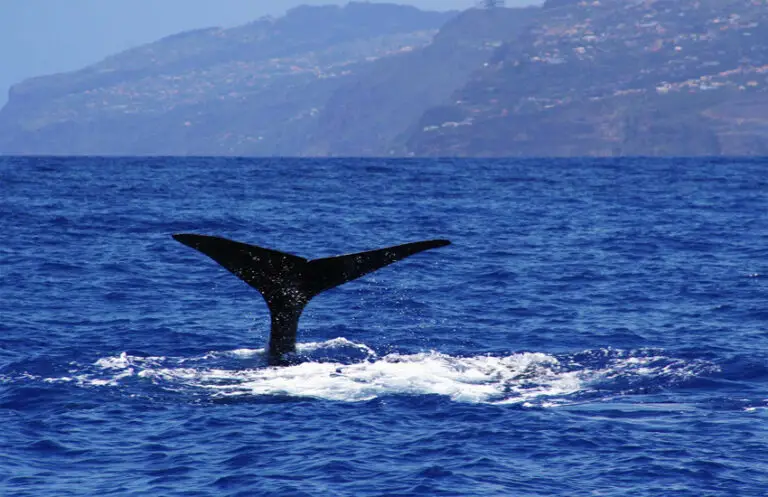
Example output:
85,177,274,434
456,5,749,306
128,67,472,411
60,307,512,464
172,234,450,364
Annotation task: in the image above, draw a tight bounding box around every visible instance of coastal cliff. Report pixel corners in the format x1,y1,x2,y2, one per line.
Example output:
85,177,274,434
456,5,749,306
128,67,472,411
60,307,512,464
0,3,455,156
408,0,768,156
2,0,768,156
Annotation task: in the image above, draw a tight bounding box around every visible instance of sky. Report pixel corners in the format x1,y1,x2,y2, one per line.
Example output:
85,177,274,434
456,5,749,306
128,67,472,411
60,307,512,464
0,0,538,107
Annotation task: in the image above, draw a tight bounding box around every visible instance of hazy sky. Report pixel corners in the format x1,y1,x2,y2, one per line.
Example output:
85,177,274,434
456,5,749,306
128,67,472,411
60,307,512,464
0,0,538,106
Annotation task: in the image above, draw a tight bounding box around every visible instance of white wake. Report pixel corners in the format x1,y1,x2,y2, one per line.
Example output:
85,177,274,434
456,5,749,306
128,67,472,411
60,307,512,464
31,338,718,406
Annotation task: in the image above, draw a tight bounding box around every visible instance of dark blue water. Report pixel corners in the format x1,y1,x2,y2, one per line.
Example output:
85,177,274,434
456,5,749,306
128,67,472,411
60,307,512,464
1,156,767,496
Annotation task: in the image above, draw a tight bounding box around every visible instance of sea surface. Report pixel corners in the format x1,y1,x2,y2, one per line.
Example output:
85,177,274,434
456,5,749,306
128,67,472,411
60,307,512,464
1,156,766,496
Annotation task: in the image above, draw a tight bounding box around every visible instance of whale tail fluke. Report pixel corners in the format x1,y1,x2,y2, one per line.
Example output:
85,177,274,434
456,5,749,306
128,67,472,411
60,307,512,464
172,234,309,303
172,234,450,363
302,238,451,297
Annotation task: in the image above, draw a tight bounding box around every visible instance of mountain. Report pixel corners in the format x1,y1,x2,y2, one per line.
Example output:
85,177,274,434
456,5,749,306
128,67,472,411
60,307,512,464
0,3,456,156
309,6,539,156
3,0,768,157
407,0,768,156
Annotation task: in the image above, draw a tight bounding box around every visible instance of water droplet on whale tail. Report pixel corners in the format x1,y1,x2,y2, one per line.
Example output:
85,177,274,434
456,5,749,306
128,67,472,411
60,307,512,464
172,234,450,364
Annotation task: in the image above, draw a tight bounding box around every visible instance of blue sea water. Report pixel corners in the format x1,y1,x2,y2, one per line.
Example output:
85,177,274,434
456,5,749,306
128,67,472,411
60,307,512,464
0,156,766,496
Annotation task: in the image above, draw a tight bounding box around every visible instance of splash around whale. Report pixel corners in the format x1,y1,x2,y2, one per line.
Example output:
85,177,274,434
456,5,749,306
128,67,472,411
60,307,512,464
172,234,450,365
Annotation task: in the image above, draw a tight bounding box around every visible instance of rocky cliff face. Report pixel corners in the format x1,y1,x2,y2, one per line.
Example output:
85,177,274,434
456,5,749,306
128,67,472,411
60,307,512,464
311,6,539,156
407,0,768,156
3,0,768,157
0,3,455,156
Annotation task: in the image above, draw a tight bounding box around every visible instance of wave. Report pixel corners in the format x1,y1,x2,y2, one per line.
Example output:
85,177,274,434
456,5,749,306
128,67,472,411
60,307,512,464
4,339,719,406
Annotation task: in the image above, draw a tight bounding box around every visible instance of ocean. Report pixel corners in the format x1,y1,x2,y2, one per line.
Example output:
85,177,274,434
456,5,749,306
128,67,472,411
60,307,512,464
1,156,766,496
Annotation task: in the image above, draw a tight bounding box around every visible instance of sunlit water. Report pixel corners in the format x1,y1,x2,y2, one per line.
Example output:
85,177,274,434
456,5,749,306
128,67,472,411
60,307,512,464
1,157,766,496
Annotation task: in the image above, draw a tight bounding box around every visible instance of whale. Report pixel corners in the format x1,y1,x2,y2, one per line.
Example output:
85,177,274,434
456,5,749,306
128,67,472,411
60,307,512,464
172,234,450,365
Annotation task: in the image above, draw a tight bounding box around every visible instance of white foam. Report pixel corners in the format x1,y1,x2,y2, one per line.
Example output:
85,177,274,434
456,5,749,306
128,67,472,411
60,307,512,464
297,337,377,356
22,340,717,405
134,351,567,403
94,352,166,370
227,348,263,358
